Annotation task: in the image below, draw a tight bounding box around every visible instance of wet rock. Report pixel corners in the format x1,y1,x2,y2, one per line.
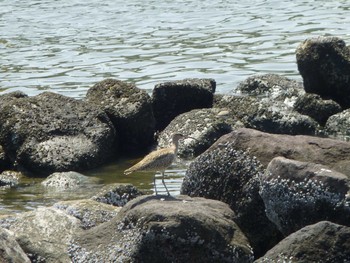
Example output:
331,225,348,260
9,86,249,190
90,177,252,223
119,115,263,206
181,139,282,258
5,207,81,263
158,108,244,159
214,94,319,135
260,157,350,236
293,93,342,126
86,79,155,153
0,145,11,173
325,108,350,139
41,171,100,190
0,92,116,175
216,128,350,177
152,78,216,131
91,183,143,206
54,199,121,230
69,195,253,263
0,170,22,188
0,226,30,263
296,36,350,108
255,221,350,263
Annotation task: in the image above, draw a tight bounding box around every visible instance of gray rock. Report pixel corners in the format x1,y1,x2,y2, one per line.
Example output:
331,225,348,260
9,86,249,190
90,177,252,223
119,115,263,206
0,92,116,175
214,94,319,135
91,183,143,207
158,108,244,159
41,171,99,190
294,93,342,126
54,199,121,230
296,36,350,108
181,139,282,258
216,128,350,177
255,221,350,263
69,195,253,263
325,108,350,139
260,157,350,235
86,78,155,153
0,226,30,263
0,170,22,188
7,207,81,263
152,78,216,131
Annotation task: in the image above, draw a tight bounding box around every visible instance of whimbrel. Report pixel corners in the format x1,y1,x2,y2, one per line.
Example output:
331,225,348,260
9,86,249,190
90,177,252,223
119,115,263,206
124,133,189,196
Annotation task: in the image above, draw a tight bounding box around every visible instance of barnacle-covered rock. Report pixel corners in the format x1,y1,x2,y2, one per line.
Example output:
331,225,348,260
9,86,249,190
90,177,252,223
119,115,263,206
325,108,350,139
0,226,30,263
260,156,350,236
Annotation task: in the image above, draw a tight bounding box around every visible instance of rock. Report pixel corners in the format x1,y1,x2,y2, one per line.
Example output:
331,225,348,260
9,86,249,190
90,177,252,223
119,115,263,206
0,145,11,173
296,36,350,108
86,79,155,153
0,226,31,263
325,108,350,139
157,108,244,159
214,95,319,135
54,199,121,230
181,139,283,258
91,183,143,206
293,93,342,126
0,170,22,188
41,171,100,190
215,128,350,177
260,157,350,236
255,221,350,263
152,78,216,131
5,207,81,263
69,195,253,263
0,92,116,175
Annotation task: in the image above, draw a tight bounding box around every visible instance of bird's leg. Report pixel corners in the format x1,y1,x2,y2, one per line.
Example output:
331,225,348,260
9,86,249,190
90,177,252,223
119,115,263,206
153,174,158,195
161,171,170,196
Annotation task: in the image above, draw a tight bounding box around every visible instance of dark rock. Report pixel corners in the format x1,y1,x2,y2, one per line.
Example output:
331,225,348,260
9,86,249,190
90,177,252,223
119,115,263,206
152,78,216,131
181,140,283,258
41,171,100,190
260,157,350,236
0,170,22,188
54,199,121,230
158,108,244,159
325,109,350,139
255,221,350,263
215,128,350,177
91,183,143,206
0,92,116,175
214,95,319,135
0,145,11,173
0,226,30,263
296,36,350,108
86,79,155,153
294,93,342,126
69,195,253,263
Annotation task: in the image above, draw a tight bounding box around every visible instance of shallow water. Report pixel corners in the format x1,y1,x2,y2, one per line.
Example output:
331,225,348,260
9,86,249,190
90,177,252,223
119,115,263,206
1,0,350,213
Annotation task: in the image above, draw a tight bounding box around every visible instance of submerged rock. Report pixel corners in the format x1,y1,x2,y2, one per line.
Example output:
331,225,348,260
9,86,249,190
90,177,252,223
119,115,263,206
41,171,100,190
69,195,253,263
152,78,216,131
260,157,350,235
0,226,30,263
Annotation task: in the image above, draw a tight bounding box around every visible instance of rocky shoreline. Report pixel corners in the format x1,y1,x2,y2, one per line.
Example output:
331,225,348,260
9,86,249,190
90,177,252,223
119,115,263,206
0,36,350,262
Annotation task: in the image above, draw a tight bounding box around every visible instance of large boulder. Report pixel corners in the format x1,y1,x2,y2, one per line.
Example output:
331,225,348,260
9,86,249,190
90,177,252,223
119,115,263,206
260,157,350,235
0,92,116,175
69,195,253,263
86,79,155,153
152,78,216,131
215,128,350,177
0,227,30,263
296,36,350,108
255,221,350,263
181,139,283,258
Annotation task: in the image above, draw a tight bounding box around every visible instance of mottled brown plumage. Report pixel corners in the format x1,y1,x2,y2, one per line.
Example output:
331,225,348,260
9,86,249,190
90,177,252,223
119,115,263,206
124,133,186,196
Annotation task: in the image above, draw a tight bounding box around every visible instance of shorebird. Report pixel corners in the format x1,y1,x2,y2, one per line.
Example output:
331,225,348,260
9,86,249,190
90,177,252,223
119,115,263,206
124,133,190,196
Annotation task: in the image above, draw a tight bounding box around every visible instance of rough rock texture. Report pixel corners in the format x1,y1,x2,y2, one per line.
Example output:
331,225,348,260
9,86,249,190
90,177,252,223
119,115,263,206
0,226,31,263
215,128,350,177
256,221,350,263
214,95,319,135
86,79,155,153
54,199,121,230
41,171,100,190
0,92,116,175
181,140,282,258
260,157,350,236
69,195,253,263
158,108,244,159
325,108,350,138
3,207,81,263
152,78,216,131
91,183,143,207
296,36,350,108
0,170,22,188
